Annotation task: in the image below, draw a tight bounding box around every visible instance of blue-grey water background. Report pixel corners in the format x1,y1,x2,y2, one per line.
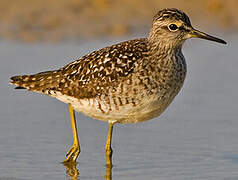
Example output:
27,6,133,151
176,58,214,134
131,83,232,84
1,33,238,180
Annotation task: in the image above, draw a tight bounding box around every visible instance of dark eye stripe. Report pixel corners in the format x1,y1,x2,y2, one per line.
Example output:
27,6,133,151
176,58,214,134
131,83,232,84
178,26,191,32
179,26,184,30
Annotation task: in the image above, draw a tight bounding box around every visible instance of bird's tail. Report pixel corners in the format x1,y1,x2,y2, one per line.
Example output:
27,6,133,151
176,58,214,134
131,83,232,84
10,70,61,93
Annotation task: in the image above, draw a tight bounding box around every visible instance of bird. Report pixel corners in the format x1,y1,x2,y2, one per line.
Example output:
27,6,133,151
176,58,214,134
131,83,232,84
10,8,226,166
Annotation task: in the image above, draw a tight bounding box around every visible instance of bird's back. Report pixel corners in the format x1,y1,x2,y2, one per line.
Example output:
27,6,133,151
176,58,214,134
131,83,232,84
10,38,148,96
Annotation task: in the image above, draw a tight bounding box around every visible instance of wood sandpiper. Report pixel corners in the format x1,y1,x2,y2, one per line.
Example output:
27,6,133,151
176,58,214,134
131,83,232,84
10,8,226,166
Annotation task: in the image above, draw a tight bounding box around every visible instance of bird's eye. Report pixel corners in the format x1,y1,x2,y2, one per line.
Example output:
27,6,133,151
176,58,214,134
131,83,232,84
168,24,178,31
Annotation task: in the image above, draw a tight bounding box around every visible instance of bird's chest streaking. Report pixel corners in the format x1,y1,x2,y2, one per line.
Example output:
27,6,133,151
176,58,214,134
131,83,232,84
64,48,187,124
114,49,187,123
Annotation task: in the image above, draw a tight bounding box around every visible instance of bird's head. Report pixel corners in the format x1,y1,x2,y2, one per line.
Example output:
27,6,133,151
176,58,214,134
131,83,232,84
148,8,226,47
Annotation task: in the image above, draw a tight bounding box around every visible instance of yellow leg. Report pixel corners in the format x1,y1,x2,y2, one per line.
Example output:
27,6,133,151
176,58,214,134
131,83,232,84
105,122,114,167
64,104,80,163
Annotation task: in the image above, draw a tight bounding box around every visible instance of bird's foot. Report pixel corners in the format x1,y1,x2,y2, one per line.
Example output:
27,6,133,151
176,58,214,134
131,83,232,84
64,144,80,163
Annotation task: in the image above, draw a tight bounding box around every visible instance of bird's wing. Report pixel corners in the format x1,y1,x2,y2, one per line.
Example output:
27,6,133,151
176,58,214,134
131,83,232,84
10,38,149,99
57,38,149,99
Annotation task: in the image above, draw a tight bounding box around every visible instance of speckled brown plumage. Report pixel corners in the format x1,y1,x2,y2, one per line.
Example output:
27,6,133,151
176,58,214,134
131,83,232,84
10,8,226,124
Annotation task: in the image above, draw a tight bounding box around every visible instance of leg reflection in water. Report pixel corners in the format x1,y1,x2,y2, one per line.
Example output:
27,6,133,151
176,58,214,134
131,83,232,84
63,158,113,180
104,165,112,180
63,162,79,180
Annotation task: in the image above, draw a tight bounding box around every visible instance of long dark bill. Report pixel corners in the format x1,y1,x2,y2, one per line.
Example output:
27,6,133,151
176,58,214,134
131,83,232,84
190,28,227,44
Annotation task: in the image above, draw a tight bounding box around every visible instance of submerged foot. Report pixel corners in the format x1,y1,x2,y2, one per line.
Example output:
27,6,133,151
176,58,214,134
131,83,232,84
64,144,80,163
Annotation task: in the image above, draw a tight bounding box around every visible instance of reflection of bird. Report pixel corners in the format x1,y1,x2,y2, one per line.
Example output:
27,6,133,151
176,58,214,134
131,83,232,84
10,8,226,165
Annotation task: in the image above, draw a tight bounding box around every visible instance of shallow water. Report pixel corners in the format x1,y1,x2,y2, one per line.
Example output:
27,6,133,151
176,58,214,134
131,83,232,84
1,34,238,180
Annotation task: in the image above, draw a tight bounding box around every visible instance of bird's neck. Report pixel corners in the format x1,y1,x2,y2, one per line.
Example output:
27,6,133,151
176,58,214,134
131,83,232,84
147,37,183,57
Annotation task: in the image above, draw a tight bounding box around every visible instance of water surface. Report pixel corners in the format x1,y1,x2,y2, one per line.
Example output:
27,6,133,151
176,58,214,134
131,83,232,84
1,34,238,180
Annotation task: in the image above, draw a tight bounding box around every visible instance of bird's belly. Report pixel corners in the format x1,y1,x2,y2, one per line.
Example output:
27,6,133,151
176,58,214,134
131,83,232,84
54,92,176,124
116,93,176,123
52,80,182,124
